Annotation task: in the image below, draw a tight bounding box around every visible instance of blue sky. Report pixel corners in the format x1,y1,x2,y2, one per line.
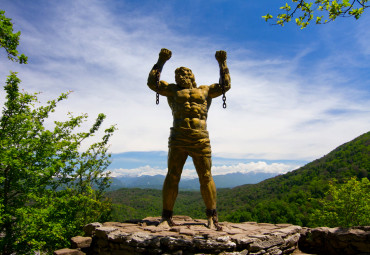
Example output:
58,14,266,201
1,0,369,177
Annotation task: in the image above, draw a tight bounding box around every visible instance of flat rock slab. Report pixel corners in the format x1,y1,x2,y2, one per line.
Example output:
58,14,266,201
86,216,302,254
53,248,85,255
299,226,370,255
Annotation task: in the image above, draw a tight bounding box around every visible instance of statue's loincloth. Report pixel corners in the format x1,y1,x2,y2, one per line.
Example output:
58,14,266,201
168,127,212,157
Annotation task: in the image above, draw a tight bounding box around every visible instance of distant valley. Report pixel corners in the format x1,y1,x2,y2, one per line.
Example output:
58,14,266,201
109,171,279,190
107,151,306,190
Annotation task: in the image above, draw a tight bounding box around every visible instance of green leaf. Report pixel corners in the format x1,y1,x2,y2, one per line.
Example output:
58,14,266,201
262,13,273,21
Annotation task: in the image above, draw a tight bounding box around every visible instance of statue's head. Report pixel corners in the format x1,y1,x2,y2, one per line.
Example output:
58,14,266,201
175,67,197,89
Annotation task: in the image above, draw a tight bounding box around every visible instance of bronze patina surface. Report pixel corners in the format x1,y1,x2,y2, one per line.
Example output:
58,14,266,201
147,48,231,230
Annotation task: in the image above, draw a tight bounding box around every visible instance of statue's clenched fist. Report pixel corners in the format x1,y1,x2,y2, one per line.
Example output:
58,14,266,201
159,48,172,62
215,50,227,63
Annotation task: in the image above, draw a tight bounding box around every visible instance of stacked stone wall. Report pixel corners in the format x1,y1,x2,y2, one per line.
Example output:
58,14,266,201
54,216,370,255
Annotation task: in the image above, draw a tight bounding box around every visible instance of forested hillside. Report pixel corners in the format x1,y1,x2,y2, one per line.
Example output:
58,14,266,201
107,131,370,227
219,131,369,225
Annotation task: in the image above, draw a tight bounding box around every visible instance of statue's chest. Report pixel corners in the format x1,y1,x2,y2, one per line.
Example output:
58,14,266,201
175,89,206,104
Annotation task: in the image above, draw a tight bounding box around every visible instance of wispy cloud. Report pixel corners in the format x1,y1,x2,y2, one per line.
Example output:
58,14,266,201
1,0,369,163
108,160,301,179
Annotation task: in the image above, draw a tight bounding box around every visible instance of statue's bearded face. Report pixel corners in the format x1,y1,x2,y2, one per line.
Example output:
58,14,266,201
175,67,196,89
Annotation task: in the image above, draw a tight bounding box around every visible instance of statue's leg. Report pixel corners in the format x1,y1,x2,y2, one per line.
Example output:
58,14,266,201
192,155,222,230
160,147,188,226
192,155,216,209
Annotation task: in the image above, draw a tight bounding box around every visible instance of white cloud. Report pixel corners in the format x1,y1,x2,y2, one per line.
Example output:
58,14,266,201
211,161,301,176
1,0,369,163
109,165,166,178
108,161,301,178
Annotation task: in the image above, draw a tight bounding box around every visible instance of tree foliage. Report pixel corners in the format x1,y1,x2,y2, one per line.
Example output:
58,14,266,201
0,10,116,254
0,72,116,254
311,177,370,227
262,0,369,29
0,10,27,63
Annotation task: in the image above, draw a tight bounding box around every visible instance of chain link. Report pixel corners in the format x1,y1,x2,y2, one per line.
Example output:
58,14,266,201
220,69,227,109
222,94,227,108
155,67,160,105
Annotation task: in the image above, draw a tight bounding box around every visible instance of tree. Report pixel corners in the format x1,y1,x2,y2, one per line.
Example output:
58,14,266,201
262,0,369,29
310,177,370,227
0,9,116,253
0,10,27,63
0,72,116,254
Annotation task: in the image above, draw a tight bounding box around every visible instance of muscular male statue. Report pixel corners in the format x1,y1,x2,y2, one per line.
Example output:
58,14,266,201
147,48,231,230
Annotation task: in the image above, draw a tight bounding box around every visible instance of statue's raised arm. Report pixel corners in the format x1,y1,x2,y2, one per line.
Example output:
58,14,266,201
147,48,174,101
208,50,231,107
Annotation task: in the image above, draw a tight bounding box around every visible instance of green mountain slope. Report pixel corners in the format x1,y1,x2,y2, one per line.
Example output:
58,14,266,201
217,131,370,225
107,131,370,226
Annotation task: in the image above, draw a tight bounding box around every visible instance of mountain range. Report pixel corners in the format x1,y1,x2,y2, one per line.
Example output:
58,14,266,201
108,171,279,190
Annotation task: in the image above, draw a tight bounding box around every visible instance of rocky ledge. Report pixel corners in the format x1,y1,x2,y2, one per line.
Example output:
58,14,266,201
299,226,370,255
54,216,370,255
55,216,302,255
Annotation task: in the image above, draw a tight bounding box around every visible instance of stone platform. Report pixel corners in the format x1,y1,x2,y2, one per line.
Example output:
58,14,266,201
80,216,302,254
54,217,370,255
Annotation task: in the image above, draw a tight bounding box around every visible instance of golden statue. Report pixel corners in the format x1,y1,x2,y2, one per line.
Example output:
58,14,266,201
147,48,231,230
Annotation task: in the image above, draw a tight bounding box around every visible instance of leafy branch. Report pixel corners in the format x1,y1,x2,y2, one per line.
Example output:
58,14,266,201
0,10,27,63
262,0,369,29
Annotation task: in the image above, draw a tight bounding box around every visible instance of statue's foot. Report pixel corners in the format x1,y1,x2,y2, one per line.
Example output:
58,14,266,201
157,219,170,228
159,210,178,227
207,217,222,231
206,209,222,231
157,217,177,228
207,217,215,229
